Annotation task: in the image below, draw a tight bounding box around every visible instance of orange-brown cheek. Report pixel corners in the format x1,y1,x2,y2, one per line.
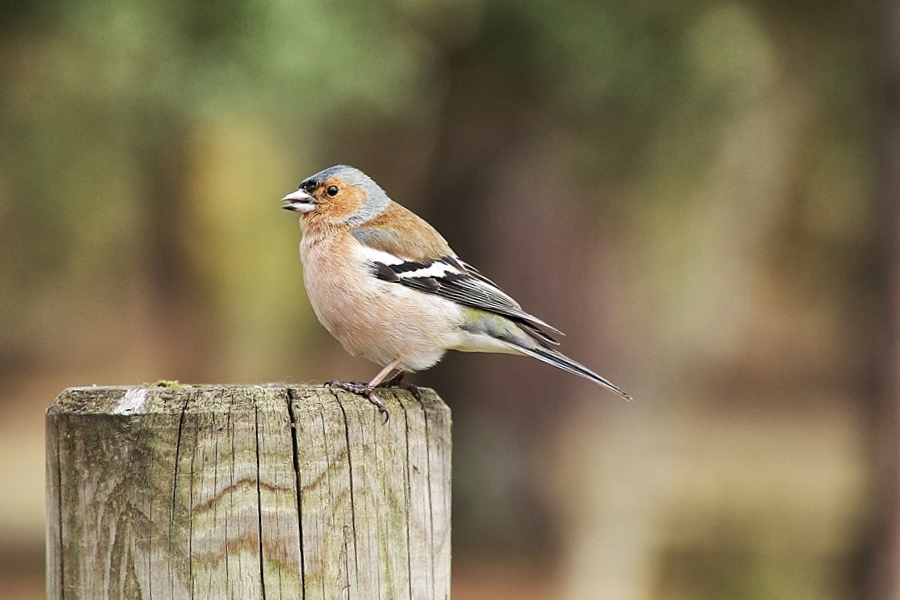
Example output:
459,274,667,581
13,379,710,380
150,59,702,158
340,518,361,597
315,186,368,222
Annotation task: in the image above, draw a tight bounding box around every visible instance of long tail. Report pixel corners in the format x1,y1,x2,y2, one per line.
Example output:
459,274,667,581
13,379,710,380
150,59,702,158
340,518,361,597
514,345,633,401
460,309,632,400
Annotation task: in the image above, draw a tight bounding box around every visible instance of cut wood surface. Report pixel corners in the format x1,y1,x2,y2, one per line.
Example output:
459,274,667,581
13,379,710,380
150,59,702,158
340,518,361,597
46,385,451,600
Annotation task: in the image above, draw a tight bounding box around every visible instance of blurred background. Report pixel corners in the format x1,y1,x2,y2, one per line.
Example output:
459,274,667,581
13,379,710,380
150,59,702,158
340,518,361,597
1,0,897,598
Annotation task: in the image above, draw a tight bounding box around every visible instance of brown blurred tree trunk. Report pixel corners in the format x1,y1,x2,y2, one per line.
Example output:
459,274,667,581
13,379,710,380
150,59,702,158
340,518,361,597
133,112,217,380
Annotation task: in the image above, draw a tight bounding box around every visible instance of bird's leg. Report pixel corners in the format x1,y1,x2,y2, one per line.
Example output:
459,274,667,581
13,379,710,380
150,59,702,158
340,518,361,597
325,359,401,419
366,359,402,392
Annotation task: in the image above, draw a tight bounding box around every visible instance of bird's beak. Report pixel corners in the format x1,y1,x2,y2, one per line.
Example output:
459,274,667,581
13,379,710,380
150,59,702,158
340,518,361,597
281,189,316,213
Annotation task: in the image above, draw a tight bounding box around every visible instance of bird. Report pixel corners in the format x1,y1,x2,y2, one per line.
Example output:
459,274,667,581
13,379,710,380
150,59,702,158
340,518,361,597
282,164,631,412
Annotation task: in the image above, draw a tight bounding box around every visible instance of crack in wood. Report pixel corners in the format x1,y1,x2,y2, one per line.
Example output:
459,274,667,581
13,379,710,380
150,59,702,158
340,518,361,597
171,388,191,600
285,387,307,600
254,404,268,600
333,390,359,597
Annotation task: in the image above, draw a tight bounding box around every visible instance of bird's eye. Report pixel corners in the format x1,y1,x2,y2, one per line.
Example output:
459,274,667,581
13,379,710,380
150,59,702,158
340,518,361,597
326,185,339,197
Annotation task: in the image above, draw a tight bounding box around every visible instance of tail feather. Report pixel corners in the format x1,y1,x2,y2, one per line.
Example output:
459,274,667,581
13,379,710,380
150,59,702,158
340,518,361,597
460,309,631,400
514,345,632,401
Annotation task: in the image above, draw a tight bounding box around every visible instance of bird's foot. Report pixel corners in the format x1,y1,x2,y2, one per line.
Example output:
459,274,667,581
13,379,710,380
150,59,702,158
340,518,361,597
325,380,389,421
376,372,422,401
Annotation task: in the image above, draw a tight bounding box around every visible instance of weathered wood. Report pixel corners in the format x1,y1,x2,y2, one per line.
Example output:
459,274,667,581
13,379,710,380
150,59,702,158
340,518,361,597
46,385,451,600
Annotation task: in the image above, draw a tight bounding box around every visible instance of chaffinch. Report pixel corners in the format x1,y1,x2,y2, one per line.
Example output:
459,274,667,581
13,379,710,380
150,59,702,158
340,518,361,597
282,165,631,411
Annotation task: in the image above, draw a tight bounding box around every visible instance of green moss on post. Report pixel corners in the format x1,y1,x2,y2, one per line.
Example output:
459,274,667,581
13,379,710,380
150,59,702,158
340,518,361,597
46,385,451,600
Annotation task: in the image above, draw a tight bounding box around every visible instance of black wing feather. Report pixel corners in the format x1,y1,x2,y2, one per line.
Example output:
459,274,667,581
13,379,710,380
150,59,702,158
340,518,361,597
371,256,562,345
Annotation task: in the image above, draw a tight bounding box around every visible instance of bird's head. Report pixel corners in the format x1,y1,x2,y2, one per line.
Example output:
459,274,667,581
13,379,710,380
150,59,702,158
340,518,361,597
282,165,390,227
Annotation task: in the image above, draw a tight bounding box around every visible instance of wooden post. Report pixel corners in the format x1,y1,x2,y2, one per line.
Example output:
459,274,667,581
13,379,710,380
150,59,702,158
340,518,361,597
45,385,451,600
